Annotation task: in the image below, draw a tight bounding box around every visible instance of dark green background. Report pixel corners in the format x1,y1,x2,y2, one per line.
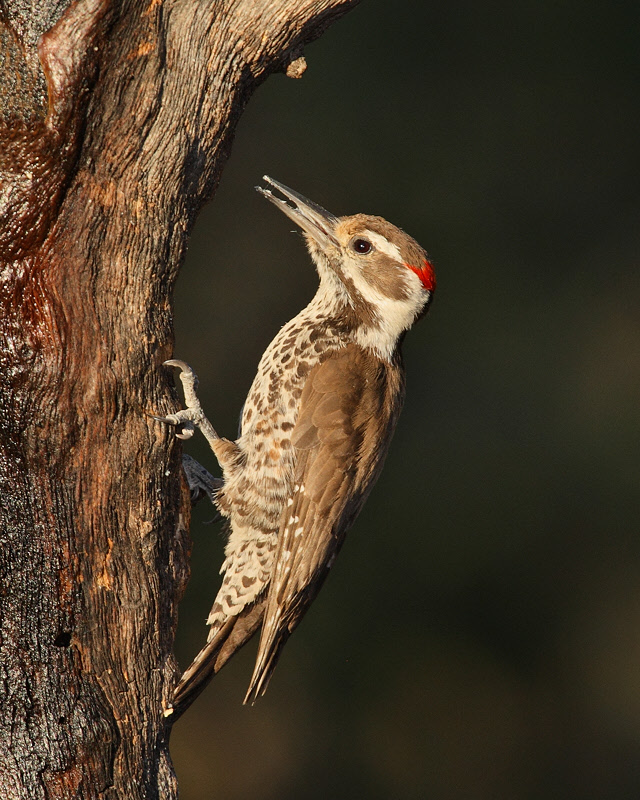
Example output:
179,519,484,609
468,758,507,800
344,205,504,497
170,2,640,797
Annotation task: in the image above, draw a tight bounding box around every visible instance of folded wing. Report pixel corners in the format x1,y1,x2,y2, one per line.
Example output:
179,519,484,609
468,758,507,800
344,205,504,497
244,343,405,703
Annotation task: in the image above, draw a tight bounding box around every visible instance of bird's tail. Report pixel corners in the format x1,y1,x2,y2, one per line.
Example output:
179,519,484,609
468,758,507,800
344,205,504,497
243,558,335,705
168,600,265,721
242,623,290,705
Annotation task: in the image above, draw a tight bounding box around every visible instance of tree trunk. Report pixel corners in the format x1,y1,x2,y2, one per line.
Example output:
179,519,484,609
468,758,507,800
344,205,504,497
0,1,358,797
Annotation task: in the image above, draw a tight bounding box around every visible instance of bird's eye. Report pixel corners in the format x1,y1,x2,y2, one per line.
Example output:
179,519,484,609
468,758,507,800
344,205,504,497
352,238,373,254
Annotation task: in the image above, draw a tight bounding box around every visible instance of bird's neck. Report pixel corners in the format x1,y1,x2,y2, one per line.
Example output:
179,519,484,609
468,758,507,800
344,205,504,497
302,277,401,364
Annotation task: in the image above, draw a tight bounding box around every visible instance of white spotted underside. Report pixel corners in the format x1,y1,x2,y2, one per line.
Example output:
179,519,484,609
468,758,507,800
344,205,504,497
205,292,344,639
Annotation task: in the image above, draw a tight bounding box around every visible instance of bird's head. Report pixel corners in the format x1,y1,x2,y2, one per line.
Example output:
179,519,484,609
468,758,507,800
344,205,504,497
258,176,436,359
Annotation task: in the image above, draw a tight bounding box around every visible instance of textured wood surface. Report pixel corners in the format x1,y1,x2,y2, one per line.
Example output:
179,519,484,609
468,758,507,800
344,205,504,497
0,0,358,797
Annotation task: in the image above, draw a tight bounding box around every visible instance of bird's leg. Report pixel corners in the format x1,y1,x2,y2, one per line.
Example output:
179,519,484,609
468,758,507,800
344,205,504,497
156,359,242,481
156,359,220,447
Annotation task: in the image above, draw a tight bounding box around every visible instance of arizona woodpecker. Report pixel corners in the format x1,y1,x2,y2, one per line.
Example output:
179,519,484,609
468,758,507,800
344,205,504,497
161,176,436,713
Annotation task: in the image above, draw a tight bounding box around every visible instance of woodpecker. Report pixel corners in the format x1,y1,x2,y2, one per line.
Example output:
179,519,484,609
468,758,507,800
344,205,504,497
161,176,435,714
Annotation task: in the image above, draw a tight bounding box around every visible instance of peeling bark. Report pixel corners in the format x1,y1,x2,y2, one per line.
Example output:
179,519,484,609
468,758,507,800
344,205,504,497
0,0,358,797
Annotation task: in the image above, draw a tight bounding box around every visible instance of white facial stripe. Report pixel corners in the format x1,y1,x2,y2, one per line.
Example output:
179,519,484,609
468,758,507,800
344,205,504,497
348,266,424,361
364,230,403,263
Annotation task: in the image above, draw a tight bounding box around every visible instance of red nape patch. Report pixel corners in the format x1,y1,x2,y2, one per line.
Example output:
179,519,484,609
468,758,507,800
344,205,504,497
405,258,436,292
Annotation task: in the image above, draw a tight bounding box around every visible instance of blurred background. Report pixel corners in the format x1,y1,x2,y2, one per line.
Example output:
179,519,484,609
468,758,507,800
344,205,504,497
170,1,640,797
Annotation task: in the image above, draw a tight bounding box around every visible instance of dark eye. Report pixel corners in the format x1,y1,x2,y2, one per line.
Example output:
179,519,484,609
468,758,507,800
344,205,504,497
352,238,372,254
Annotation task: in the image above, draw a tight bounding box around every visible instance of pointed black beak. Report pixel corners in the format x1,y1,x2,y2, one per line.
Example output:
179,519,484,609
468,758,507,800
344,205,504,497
257,176,340,249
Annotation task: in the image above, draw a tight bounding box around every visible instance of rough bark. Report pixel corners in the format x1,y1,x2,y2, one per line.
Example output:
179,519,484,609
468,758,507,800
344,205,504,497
0,0,358,797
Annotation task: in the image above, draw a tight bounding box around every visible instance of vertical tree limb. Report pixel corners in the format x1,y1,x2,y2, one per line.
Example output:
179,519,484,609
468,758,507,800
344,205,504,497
0,1,359,796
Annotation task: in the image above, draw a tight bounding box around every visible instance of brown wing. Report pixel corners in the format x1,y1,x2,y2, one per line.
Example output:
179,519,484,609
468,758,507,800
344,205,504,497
244,344,405,703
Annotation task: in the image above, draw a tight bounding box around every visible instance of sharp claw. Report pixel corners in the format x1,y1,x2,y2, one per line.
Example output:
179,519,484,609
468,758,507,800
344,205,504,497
152,413,179,425
153,413,196,439
163,359,192,372
164,358,199,396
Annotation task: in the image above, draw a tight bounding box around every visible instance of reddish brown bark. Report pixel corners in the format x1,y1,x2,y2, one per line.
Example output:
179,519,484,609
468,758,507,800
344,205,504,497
0,0,358,796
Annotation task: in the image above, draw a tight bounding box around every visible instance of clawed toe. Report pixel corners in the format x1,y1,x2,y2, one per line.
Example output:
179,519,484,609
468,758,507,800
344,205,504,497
152,412,196,439
163,358,193,373
182,454,223,516
163,359,197,389
163,359,202,408
158,358,221,450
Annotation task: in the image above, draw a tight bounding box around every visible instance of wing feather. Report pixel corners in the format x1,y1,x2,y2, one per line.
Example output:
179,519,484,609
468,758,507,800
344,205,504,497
244,344,405,703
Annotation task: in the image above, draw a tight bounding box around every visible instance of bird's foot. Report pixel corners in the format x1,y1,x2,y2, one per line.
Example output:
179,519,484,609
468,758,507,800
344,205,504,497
182,454,223,520
156,359,221,449
153,410,196,440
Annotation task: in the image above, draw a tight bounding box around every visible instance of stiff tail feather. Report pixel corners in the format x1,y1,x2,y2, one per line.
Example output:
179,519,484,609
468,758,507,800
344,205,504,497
243,631,289,705
168,600,265,720
243,607,294,705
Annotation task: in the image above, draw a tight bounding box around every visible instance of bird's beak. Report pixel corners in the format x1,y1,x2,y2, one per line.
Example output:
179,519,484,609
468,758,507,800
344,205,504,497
257,176,340,250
